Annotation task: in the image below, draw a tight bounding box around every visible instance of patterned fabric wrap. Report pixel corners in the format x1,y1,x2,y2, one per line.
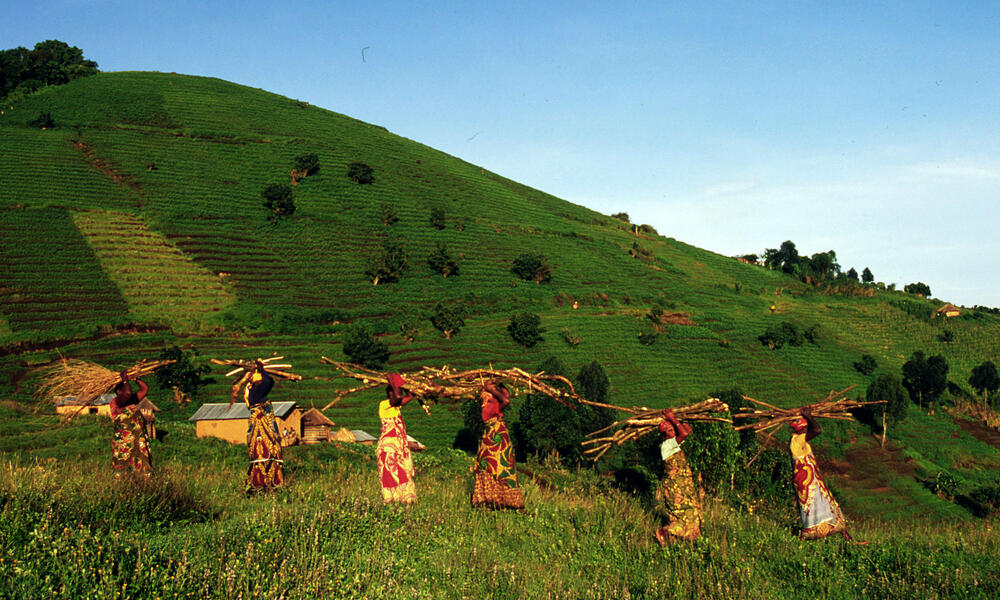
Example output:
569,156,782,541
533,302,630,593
112,406,153,476
246,403,284,492
377,412,417,504
655,450,702,541
791,435,845,539
471,416,524,509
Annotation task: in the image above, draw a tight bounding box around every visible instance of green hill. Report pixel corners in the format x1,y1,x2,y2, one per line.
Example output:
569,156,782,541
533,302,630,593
1,71,999,529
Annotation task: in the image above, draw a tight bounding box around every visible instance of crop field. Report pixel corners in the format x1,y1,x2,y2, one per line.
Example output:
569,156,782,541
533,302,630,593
2,70,1000,539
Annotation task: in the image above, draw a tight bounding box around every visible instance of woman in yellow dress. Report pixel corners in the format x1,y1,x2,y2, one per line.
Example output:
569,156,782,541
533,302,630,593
376,373,418,504
242,362,283,493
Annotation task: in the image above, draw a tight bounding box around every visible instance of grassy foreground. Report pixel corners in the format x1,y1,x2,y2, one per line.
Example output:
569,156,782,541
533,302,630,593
1,417,997,600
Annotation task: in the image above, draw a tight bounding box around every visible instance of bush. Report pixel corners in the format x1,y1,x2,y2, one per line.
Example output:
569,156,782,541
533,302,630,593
512,362,583,465
854,354,878,376
154,346,213,399
429,207,446,230
511,253,553,284
611,212,630,222
452,396,486,453
29,111,54,128
508,312,544,348
758,321,804,349
560,327,582,346
904,282,932,297
638,322,659,346
429,302,464,339
427,242,459,278
261,183,295,221
341,325,390,369
347,162,374,184
399,316,419,343
638,223,658,235
365,239,408,285
379,203,399,226
293,153,320,176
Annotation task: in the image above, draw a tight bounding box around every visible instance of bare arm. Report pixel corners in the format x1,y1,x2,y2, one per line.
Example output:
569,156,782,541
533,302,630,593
133,379,149,401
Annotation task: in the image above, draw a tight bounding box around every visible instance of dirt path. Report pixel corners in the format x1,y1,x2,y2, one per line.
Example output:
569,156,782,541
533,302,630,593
952,416,1000,449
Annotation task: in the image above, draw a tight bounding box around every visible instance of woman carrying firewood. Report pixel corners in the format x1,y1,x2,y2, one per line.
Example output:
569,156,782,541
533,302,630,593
654,409,702,544
471,380,524,509
790,410,855,541
111,371,153,477
376,373,418,504
242,361,284,493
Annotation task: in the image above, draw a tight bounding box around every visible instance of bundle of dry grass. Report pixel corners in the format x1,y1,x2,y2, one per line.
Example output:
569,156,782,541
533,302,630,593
581,398,731,461
318,358,583,411
210,356,303,406
732,385,884,466
36,358,176,417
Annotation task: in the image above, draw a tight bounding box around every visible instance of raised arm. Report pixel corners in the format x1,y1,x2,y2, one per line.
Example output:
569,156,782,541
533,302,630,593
133,379,149,402
803,410,822,441
484,381,511,412
662,409,692,443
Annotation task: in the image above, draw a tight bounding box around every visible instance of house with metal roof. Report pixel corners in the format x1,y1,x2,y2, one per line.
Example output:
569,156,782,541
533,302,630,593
55,393,113,417
188,402,302,445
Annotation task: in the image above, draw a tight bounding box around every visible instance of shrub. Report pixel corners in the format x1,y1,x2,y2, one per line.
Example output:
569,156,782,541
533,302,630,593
365,239,408,285
508,312,544,348
904,282,931,297
758,321,803,349
638,322,659,346
341,325,389,369
854,354,878,376
399,316,419,343
511,253,553,284
560,327,582,346
429,207,446,230
379,203,399,225
637,223,658,235
29,111,54,128
453,396,485,453
293,153,320,176
803,324,821,344
427,242,459,278
938,329,955,343
512,358,583,465
261,183,295,221
429,302,464,339
611,212,630,222
347,162,374,184
154,346,213,399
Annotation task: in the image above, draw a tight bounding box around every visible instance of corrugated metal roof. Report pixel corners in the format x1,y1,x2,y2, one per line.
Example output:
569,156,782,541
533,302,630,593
350,429,377,443
54,393,113,407
189,402,297,421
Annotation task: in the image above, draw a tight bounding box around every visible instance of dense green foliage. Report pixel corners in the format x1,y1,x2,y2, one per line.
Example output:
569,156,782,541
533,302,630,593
902,351,950,411
510,253,553,284
969,361,1000,406
0,40,98,100
341,325,390,369
429,302,464,339
426,242,459,278
261,183,295,221
154,345,213,399
507,312,544,348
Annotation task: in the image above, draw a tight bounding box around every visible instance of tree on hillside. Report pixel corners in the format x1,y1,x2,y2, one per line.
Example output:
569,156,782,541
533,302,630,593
155,345,213,401
901,351,949,413
611,212,630,222
853,354,878,376
575,361,615,440
342,325,389,369
261,183,295,221
293,153,320,176
365,239,408,285
845,267,859,281
379,203,399,225
904,282,931,297
758,321,804,350
763,240,800,274
806,250,840,279
507,312,544,348
862,267,874,283
429,207,446,230
0,40,98,99
347,162,374,184
969,361,1000,407
427,242,459,278
512,356,584,465
511,253,553,284
429,302,464,339
867,373,908,448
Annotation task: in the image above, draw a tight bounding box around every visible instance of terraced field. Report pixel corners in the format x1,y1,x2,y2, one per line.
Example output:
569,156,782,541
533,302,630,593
1,71,999,523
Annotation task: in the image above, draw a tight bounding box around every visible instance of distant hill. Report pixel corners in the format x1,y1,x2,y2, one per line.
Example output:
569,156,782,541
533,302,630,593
1,71,998,522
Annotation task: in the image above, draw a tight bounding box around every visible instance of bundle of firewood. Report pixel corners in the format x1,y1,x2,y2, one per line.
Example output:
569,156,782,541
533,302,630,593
36,358,176,416
318,358,583,411
210,356,303,405
581,398,732,461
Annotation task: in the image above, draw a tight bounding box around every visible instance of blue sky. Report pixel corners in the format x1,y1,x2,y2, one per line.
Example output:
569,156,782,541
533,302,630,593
6,1,1000,306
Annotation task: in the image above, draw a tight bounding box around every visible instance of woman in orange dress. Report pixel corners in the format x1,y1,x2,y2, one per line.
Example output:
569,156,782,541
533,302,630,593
654,409,702,544
110,371,152,477
376,373,418,504
471,381,524,509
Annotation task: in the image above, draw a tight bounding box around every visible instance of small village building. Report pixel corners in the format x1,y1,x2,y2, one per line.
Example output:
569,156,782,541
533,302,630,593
936,303,961,318
188,402,302,446
54,393,112,417
136,398,160,439
300,408,334,444
330,427,425,451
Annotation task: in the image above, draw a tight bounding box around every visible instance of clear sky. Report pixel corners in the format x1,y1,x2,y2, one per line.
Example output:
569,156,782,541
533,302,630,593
5,1,1000,306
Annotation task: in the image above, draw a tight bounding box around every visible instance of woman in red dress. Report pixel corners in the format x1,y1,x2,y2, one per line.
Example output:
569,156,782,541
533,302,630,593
376,373,418,504
110,371,152,477
471,381,524,509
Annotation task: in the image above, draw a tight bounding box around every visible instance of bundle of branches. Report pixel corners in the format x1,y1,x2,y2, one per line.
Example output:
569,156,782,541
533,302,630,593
732,385,883,466
581,398,732,461
210,356,303,405
318,358,583,411
36,358,176,414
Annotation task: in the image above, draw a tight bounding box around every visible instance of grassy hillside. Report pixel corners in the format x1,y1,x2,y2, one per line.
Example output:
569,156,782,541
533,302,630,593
1,71,999,530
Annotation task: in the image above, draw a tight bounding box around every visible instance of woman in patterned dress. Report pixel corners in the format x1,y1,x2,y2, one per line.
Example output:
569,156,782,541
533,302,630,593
242,362,283,493
789,411,855,540
654,409,702,544
110,371,153,477
471,380,524,510
376,373,418,504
